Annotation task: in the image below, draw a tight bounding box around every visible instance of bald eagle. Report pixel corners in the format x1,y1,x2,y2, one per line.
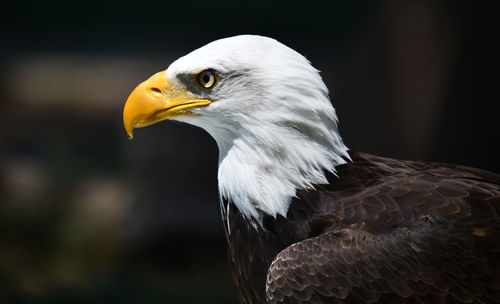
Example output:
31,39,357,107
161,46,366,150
123,35,500,304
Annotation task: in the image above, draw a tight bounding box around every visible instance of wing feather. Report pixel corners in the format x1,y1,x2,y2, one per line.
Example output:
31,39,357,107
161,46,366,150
265,153,500,303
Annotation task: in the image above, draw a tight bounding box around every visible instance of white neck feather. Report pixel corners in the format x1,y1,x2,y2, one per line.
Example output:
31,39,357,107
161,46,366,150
197,86,350,226
217,121,348,225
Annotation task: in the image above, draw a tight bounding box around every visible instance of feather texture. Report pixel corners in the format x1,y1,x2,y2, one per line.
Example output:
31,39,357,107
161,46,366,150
226,152,500,304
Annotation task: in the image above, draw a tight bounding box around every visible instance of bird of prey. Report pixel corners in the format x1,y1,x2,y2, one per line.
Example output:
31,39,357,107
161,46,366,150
123,35,500,304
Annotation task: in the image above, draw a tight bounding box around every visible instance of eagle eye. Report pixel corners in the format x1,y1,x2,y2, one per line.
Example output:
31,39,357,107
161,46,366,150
196,70,217,89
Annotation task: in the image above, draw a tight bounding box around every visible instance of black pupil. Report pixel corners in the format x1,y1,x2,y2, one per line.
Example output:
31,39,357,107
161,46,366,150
203,73,210,85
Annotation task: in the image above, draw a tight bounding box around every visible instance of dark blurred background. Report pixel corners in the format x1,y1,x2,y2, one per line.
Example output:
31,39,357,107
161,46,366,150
0,0,497,303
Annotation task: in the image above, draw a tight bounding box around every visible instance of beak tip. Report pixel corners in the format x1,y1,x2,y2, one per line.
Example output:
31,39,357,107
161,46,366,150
124,108,136,139
126,129,134,139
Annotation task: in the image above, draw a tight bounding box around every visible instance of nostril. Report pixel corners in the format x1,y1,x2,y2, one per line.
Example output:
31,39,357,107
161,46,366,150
150,87,162,94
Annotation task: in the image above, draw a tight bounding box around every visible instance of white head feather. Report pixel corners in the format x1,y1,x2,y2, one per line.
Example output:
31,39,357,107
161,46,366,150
167,35,349,225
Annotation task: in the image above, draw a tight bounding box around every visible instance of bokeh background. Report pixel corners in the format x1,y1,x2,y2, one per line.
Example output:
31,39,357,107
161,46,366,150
0,0,497,303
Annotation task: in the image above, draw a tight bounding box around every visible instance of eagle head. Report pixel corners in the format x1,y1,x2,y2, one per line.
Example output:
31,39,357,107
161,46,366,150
123,35,349,224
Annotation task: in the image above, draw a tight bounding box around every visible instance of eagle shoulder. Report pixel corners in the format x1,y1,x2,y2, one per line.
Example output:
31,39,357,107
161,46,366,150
265,152,500,303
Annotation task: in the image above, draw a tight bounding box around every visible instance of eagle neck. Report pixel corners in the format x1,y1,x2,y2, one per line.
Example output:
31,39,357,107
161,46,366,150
214,116,349,227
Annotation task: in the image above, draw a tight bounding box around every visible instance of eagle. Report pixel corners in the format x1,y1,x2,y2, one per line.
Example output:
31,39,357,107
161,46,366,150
122,35,500,304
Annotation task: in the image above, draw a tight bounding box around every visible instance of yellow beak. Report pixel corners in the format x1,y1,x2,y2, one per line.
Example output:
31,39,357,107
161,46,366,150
123,71,211,138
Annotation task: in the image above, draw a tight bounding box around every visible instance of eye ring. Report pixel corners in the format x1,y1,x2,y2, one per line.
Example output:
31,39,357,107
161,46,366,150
196,70,218,89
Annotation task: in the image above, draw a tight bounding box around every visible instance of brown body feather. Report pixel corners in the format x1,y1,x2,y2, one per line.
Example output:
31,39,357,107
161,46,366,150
225,151,500,304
